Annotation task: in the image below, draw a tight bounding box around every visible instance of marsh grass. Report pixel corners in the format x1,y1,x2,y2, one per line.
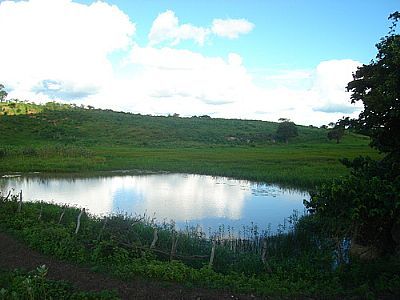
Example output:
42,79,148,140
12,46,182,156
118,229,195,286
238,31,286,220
0,142,379,188
0,266,119,299
0,103,379,188
1,191,398,298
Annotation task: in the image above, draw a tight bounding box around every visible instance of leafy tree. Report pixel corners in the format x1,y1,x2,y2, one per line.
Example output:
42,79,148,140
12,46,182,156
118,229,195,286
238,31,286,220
328,122,336,128
275,119,298,143
346,11,400,156
306,157,400,254
306,12,400,256
327,124,345,144
0,84,7,102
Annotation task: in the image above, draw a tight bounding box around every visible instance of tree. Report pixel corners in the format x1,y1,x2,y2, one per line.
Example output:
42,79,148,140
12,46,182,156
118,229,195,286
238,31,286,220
328,122,336,128
327,120,347,144
0,84,7,102
327,126,344,144
275,118,298,143
305,12,400,256
346,12,400,156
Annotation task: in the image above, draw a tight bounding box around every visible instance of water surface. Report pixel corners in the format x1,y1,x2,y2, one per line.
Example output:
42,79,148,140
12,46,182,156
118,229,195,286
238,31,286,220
1,173,308,234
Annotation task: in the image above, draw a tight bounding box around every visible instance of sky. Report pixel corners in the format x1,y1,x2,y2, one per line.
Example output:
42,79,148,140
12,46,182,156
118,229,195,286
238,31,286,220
0,0,398,126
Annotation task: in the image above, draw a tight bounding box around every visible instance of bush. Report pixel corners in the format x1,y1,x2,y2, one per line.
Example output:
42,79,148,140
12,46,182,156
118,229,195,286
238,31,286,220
22,147,38,156
0,148,7,158
0,266,119,299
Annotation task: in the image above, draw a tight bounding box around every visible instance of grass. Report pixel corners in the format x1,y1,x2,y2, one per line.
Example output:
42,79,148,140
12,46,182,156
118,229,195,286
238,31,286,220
0,101,380,188
0,267,119,300
0,193,399,298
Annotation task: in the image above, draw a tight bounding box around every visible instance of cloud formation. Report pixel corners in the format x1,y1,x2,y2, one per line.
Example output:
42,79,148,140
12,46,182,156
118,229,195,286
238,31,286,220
309,59,361,115
0,0,135,100
148,10,254,46
127,46,253,109
148,10,209,46
211,18,255,39
0,1,361,126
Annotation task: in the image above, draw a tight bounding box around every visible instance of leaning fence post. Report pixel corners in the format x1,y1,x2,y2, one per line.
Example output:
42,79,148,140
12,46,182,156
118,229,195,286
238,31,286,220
58,205,66,224
97,217,108,241
150,228,158,249
4,190,11,201
261,239,272,272
208,239,216,268
261,239,267,263
75,208,85,235
17,190,22,213
38,202,43,221
170,232,179,261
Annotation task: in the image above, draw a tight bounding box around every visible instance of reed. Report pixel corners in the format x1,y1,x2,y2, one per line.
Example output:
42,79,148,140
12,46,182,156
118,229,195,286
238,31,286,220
1,191,398,298
0,103,379,189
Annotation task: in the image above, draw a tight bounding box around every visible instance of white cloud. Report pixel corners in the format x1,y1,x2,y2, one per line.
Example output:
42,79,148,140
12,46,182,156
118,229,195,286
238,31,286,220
91,45,360,126
254,60,362,125
0,2,361,126
127,45,252,107
310,59,362,115
148,10,209,46
265,70,312,82
211,18,255,39
0,0,135,100
148,11,254,46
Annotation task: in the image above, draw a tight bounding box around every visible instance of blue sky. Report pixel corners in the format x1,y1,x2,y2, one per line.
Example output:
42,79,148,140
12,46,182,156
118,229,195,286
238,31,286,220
91,0,398,68
0,0,398,125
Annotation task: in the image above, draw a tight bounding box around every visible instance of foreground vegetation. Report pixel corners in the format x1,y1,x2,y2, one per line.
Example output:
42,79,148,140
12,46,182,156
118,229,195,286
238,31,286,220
0,267,118,299
1,193,399,299
307,12,400,256
0,100,379,188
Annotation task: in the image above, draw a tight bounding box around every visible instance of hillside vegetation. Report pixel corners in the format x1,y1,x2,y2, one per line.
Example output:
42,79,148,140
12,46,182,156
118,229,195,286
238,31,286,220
1,100,330,146
0,101,379,188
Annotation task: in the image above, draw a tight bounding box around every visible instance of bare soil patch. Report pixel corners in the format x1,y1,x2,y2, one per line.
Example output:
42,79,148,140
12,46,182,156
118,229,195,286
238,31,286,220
0,231,262,299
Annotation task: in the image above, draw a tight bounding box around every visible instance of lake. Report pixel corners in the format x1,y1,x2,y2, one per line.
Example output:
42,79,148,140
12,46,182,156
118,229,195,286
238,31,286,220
0,172,308,235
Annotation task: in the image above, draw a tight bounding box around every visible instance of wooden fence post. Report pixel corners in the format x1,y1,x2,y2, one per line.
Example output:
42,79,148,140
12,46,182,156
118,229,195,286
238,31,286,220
75,208,85,235
261,239,272,272
3,191,11,201
261,239,267,263
170,232,179,261
17,190,22,213
58,205,66,224
150,228,158,249
97,217,108,241
38,202,43,221
209,240,216,268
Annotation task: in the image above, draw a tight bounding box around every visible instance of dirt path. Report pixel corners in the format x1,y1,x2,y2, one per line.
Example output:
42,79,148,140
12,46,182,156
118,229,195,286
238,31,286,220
0,232,261,299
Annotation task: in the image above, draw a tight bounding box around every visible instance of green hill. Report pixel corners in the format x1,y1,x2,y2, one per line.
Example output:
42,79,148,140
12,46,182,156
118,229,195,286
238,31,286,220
1,101,325,147
0,101,379,188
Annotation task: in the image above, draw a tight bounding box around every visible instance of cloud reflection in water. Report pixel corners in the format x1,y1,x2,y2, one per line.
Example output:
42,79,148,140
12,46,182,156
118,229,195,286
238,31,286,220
1,173,307,232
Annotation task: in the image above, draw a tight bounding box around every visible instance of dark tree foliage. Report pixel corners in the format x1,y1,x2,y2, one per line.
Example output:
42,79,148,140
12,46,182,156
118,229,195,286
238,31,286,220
327,126,344,144
275,119,298,143
306,157,400,253
0,84,7,102
306,13,400,255
346,12,400,156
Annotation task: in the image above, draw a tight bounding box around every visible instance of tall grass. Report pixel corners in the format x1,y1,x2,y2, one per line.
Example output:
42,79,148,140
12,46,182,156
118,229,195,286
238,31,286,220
0,102,379,188
1,191,399,298
0,143,380,188
0,267,118,299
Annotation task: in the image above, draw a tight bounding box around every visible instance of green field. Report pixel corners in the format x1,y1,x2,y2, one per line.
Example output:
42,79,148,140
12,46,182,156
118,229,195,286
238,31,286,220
0,101,379,188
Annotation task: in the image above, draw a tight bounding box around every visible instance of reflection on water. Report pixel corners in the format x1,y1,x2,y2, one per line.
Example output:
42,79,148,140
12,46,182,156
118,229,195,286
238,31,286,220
0,173,308,233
